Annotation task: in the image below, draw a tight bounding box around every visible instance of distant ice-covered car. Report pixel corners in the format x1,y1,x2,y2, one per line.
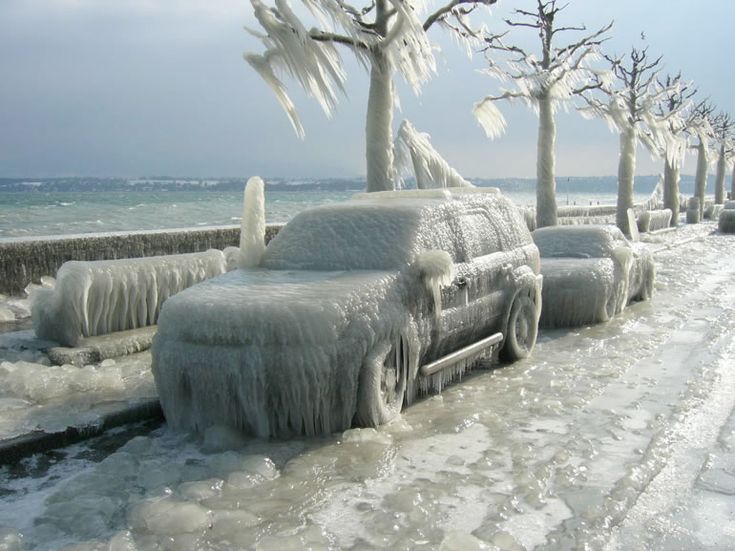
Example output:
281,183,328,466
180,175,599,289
152,189,542,437
532,225,655,328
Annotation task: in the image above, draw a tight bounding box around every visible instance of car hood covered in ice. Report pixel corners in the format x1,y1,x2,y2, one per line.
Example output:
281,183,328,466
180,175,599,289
152,268,418,436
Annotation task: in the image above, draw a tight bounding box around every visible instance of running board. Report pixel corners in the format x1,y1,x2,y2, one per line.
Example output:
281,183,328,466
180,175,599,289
419,332,504,377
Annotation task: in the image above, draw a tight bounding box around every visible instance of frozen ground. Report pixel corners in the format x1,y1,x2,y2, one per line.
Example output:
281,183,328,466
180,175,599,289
0,221,734,550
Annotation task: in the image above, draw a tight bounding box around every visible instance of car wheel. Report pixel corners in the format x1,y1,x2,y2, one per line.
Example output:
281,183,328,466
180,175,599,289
355,338,408,427
501,294,538,362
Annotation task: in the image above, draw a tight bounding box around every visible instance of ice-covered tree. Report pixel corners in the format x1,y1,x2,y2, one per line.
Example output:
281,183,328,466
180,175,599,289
473,1,611,228
581,47,673,237
712,112,734,204
245,0,496,193
687,101,715,219
655,74,695,227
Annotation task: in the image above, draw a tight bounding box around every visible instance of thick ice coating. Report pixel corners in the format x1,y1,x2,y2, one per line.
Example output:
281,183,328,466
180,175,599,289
393,120,472,190
533,225,654,328
637,209,673,233
152,190,541,437
33,250,228,347
238,176,267,268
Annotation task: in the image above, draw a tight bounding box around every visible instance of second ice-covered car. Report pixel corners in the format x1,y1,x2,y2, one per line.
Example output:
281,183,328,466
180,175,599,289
532,225,655,328
152,189,542,437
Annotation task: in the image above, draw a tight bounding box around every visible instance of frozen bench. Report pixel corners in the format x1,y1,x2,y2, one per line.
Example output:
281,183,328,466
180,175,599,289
32,249,232,347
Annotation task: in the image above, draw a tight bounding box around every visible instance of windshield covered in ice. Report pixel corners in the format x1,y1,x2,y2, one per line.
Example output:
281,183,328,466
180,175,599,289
533,226,626,259
261,201,458,271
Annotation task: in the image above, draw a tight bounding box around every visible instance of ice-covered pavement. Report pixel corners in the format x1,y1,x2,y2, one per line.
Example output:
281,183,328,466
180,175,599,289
1,222,734,550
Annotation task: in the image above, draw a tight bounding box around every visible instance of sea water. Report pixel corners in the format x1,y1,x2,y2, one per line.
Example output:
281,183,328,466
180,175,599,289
0,186,648,239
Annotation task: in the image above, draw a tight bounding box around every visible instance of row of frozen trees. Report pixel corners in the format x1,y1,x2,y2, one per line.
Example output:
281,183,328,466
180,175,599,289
245,0,733,234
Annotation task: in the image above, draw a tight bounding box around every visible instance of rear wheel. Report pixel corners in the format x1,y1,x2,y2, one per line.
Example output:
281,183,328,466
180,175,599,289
501,295,539,362
355,338,408,427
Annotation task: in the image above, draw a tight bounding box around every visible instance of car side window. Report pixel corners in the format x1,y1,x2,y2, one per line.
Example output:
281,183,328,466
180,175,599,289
453,211,500,260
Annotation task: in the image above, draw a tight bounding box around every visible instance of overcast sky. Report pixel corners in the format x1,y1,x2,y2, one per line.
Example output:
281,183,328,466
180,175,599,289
1,0,733,179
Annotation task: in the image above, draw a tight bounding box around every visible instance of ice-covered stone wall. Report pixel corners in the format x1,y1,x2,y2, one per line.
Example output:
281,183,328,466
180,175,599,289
0,225,282,295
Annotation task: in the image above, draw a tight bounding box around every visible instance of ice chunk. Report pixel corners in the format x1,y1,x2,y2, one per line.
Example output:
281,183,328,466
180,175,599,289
32,250,228,346
0,360,124,403
128,497,212,535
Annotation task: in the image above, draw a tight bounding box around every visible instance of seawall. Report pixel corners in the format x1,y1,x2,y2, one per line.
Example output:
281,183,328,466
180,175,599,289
0,224,283,296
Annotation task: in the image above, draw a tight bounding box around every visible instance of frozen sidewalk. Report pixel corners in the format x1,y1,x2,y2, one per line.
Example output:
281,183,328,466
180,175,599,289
0,327,160,464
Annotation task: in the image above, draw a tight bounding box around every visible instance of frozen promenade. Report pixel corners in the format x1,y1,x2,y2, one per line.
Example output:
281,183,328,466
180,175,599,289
0,221,734,549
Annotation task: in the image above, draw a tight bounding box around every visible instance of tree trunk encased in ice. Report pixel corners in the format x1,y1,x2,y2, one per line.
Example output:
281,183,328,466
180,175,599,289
694,140,708,219
365,54,395,193
715,144,726,204
731,162,735,199
617,126,636,237
536,96,557,228
663,155,680,227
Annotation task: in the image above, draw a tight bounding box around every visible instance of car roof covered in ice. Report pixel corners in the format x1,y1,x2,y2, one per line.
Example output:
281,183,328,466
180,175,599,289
532,225,628,259
261,189,530,271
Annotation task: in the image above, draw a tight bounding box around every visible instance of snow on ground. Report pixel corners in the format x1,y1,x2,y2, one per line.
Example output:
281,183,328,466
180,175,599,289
0,221,734,550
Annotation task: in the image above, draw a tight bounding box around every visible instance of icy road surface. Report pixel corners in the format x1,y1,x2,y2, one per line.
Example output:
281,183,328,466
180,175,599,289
1,222,734,550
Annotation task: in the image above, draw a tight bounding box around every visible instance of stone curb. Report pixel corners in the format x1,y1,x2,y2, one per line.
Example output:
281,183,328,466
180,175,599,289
0,399,164,465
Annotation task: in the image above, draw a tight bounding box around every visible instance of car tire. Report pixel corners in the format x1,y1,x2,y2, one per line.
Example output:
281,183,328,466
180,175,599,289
501,294,538,362
355,338,408,427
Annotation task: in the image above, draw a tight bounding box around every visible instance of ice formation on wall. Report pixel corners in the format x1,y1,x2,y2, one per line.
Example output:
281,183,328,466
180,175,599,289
237,176,267,268
0,226,243,297
153,190,540,437
33,250,228,347
394,120,472,190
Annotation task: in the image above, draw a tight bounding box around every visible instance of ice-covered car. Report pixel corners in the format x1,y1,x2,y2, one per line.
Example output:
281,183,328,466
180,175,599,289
532,225,655,328
152,189,542,437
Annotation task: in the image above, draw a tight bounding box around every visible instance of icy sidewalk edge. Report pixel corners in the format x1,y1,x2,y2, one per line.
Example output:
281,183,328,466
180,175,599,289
0,398,163,465
46,326,158,366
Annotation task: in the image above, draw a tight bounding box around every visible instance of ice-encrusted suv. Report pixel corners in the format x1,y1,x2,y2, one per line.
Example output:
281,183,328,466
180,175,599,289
152,188,542,437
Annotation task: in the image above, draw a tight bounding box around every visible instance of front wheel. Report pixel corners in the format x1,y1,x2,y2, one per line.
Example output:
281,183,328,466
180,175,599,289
355,338,408,427
501,295,539,362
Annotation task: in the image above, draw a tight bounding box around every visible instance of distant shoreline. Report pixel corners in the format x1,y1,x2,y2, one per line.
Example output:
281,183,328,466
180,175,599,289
0,174,714,194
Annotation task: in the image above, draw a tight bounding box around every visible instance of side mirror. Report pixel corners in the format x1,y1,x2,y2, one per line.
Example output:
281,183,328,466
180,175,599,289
413,250,455,319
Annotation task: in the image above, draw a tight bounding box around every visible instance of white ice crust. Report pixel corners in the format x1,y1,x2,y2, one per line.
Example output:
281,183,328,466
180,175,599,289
32,250,229,347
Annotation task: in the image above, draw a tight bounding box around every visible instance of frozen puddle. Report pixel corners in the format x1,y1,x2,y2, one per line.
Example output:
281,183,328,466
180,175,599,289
1,223,735,550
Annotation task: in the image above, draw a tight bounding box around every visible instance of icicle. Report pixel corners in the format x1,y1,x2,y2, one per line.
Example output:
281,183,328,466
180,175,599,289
472,98,507,140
